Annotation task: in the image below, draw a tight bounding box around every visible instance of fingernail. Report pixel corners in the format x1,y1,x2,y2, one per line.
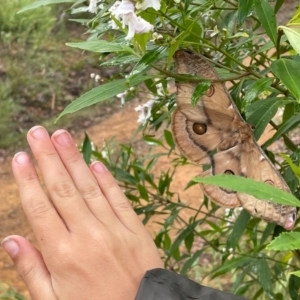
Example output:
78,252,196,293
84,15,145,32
1,237,19,258
54,130,71,147
92,161,107,174
14,152,30,165
30,126,48,140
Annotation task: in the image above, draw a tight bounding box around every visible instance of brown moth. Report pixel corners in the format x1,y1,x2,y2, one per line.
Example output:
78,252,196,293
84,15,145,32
172,50,296,230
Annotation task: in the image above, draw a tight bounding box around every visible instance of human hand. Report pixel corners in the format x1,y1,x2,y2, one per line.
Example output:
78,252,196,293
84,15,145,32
1,126,163,300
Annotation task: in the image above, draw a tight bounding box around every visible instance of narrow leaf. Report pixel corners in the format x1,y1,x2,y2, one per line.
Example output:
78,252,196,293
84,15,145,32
194,175,300,207
238,0,254,26
274,0,285,13
279,24,300,55
243,78,273,103
290,271,300,278
245,98,293,140
254,0,277,45
130,47,166,76
66,41,134,54
288,5,300,24
164,129,175,149
267,232,300,250
180,250,203,275
81,133,92,164
212,257,252,277
288,274,300,299
17,0,75,13
100,54,139,67
280,154,300,183
227,210,251,249
56,76,151,120
191,81,211,106
263,112,300,148
271,59,300,102
258,259,272,294
168,221,200,260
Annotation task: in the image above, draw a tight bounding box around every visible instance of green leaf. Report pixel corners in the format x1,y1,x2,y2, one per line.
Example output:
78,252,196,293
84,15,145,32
182,18,203,43
288,274,300,300
290,271,300,278
283,102,300,123
260,223,276,246
263,112,300,148
81,132,92,164
143,136,164,147
130,47,166,76
167,221,200,260
254,0,277,45
164,129,175,149
258,258,272,294
245,98,293,140
137,184,149,201
191,81,211,106
243,78,273,103
66,41,134,54
274,0,285,13
180,250,203,275
280,154,300,183
267,232,300,250
100,54,139,67
238,0,254,26
279,24,300,55
194,175,300,207
288,5,300,24
56,76,151,121
270,59,300,102
184,231,194,253
212,257,252,277
227,210,251,249
17,0,75,13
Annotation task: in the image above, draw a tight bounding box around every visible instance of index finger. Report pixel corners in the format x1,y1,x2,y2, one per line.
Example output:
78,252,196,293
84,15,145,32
12,152,68,247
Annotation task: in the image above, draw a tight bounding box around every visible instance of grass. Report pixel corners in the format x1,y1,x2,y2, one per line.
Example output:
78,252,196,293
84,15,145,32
0,0,103,150
0,283,26,300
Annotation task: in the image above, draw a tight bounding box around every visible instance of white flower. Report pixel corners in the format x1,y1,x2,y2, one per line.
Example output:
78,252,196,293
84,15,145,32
95,74,101,82
134,99,156,125
116,90,127,106
151,32,163,41
110,0,153,40
90,73,96,78
88,0,98,13
154,78,166,96
210,25,220,38
101,150,108,159
136,0,161,11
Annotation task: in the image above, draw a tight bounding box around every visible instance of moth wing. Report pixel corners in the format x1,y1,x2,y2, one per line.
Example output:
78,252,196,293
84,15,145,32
237,145,296,230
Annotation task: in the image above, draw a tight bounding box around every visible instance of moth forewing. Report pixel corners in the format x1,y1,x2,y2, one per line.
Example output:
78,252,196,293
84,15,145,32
172,50,297,229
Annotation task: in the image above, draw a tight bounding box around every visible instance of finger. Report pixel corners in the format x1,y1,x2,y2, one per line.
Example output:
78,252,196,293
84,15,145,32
91,161,144,232
12,152,68,245
27,126,93,228
51,130,114,224
1,235,56,300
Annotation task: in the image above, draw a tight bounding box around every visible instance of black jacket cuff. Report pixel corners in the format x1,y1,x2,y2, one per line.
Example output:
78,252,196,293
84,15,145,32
135,268,245,300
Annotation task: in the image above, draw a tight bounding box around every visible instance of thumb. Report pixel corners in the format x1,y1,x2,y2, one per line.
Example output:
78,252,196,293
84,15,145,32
1,235,56,300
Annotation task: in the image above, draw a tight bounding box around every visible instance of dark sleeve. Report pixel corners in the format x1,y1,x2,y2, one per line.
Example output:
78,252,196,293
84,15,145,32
134,268,245,300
